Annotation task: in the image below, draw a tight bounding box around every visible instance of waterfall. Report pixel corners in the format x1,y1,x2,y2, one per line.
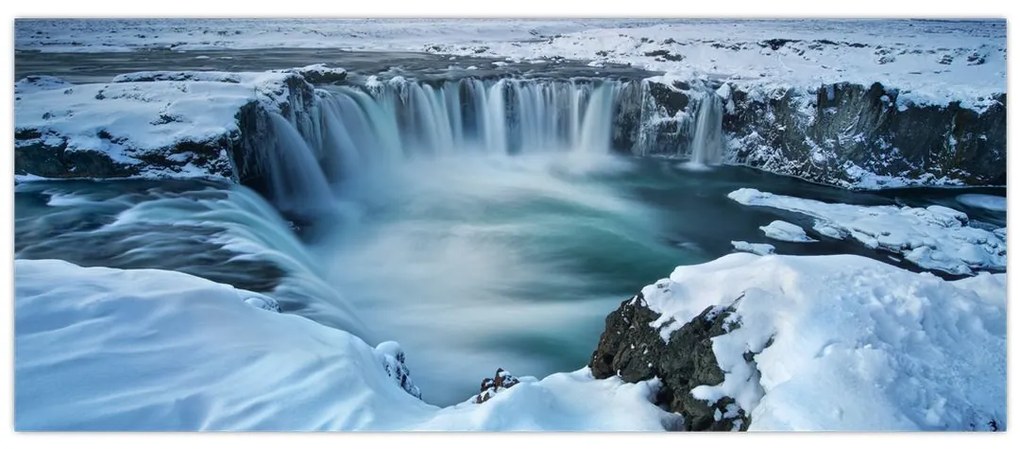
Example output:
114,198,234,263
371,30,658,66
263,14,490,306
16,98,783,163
254,77,630,213
320,77,627,162
689,91,724,166
264,113,334,214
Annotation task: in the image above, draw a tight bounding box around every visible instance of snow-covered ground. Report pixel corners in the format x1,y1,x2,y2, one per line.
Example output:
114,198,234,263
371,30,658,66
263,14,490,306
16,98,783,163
14,259,675,431
729,188,1006,275
14,70,306,179
16,254,1004,431
640,253,1005,431
15,19,1005,112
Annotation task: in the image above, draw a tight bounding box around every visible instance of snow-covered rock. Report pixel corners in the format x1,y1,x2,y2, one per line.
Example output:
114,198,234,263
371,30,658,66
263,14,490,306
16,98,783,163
15,259,676,431
723,82,1005,189
729,188,1006,275
731,240,775,255
593,253,1005,431
14,70,318,182
759,220,816,242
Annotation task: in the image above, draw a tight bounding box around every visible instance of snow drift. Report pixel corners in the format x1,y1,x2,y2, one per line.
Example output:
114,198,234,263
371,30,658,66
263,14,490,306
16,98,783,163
615,253,1006,431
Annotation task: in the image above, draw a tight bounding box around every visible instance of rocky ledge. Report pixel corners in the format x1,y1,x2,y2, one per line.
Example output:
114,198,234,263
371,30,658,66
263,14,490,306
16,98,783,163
589,291,752,431
13,68,330,185
587,253,1006,431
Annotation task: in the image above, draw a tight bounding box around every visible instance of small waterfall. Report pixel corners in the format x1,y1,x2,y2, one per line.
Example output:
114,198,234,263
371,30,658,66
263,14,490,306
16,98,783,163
689,91,724,166
264,113,334,214
578,82,619,154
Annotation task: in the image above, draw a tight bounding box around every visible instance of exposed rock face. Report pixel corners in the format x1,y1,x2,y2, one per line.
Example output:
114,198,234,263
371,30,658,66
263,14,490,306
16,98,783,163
474,368,521,404
14,130,236,180
613,77,1006,189
15,71,1005,191
724,82,1006,188
589,292,751,431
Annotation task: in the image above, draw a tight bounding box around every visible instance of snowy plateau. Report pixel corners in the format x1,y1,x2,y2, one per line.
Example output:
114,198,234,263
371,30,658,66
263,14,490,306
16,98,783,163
12,19,1007,432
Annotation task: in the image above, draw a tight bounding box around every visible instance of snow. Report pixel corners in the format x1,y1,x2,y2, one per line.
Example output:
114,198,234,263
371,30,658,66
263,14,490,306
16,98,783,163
14,71,303,179
15,259,675,431
428,19,1004,113
14,19,1004,112
729,188,1006,275
731,240,775,255
639,253,1005,431
759,220,817,242
957,193,1007,212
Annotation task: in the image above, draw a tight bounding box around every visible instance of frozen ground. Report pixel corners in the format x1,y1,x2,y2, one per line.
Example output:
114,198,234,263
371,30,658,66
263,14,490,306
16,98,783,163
729,188,1006,275
640,253,1005,431
15,19,1006,111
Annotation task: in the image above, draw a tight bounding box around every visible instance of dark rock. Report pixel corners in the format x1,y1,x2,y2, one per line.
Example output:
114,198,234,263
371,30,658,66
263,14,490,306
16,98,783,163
590,292,753,431
759,38,800,51
475,368,520,404
611,82,644,151
643,49,684,62
290,66,348,85
644,80,690,117
723,82,1006,187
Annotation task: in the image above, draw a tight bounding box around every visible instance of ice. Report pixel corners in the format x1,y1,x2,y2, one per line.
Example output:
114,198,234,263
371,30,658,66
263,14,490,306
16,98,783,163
729,188,1005,275
957,193,1007,212
731,240,775,255
759,220,817,242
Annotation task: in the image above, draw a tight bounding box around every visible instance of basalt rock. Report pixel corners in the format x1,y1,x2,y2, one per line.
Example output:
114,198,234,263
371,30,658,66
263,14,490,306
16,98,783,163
724,82,1006,188
589,292,751,431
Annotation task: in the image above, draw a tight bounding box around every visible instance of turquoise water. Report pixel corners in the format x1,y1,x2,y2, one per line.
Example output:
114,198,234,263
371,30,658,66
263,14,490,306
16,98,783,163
14,155,1005,405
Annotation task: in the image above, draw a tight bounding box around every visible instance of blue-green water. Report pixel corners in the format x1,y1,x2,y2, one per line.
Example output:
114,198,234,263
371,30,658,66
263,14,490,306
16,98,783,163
14,155,1005,405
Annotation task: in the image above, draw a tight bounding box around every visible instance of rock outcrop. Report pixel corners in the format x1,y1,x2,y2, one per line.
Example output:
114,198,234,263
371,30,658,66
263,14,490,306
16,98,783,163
589,292,752,431
614,77,1006,189
724,82,1006,188
14,71,320,188
474,368,521,404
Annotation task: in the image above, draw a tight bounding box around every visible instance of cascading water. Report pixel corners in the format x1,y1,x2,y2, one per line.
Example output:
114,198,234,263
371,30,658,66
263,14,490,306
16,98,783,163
688,91,724,166
240,75,744,404
264,113,334,214
301,77,627,177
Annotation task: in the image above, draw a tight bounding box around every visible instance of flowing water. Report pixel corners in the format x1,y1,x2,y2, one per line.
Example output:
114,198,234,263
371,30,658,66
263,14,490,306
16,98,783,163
13,53,1006,405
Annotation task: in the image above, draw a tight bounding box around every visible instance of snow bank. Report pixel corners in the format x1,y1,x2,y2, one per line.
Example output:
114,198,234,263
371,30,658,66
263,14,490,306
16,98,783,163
729,188,1006,275
15,259,674,431
15,20,1004,112
731,240,775,255
430,20,1004,113
639,253,1005,431
759,220,816,242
